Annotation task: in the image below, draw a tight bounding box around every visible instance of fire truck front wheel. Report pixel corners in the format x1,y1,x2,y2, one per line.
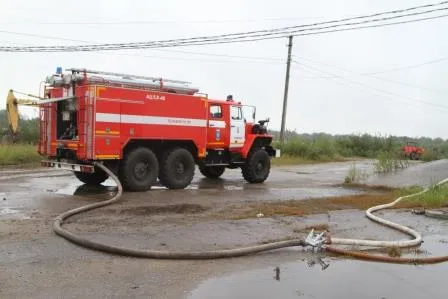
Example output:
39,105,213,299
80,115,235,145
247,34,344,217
242,149,271,183
199,165,225,179
120,147,159,191
159,148,195,189
410,152,419,160
74,169,108,185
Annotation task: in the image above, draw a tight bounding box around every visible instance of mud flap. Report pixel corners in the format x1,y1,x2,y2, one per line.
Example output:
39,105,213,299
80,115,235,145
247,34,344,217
264,146,278,157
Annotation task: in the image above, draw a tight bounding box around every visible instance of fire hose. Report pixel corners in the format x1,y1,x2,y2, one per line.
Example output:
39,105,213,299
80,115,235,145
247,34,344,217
53,163,309,259
325,177,448,263
54,163,448,263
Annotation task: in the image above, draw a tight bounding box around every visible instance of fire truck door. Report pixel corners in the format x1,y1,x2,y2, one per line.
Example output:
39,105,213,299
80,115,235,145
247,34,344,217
230,105,245,148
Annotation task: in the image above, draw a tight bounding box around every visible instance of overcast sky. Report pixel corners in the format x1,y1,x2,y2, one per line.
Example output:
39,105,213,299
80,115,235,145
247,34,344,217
1,0,447,138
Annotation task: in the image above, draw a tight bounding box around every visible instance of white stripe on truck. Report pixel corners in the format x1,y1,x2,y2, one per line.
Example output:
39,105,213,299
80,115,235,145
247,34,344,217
209,120,226,128
96,113,207,127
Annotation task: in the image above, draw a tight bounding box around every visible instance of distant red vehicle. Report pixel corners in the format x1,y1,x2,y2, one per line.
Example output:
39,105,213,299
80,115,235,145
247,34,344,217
402,141,425,160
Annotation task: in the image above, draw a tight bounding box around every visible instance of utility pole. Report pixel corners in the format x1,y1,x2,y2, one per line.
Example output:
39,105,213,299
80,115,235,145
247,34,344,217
280,35,293,146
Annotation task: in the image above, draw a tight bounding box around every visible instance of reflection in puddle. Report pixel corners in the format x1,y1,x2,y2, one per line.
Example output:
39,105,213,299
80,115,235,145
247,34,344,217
224,185,244,191
51,178,117,199
0,207,18,216
0,207,31,219
189,236,448,299
54,183,115,197
267,187,360,199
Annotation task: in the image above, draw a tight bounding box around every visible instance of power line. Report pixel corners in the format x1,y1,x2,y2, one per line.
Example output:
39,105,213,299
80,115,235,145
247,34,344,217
4,13,448,52
2,2,448,52
3,1,446,28
0,30,90,43
151,49,283,62
0,33,285,63
0,40,285,64
91,51,283,65
363,57,448,74
0,16,326,25
146,12,448,54
292,59,448,112
297,56,448,94
0,30,285,61
299,56,448,77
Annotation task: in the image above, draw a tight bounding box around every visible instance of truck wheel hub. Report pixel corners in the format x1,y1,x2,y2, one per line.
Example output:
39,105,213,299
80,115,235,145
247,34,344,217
175,162,185,174
134,162,149,179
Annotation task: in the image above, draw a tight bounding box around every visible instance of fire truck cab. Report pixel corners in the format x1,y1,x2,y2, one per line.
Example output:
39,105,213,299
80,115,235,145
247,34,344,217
37,68,278,191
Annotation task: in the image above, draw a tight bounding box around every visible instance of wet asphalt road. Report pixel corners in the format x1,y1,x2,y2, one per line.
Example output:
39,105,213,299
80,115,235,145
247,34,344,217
1,160,448,298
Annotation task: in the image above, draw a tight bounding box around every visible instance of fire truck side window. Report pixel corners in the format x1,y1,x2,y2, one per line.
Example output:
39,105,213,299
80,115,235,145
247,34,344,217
231,106,243,120
210,105,222,118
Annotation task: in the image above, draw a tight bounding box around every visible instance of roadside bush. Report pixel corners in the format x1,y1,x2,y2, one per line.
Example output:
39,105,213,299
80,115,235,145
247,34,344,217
279,135,338,161
374,150,408,173
344,162,369,183
421,149,439,162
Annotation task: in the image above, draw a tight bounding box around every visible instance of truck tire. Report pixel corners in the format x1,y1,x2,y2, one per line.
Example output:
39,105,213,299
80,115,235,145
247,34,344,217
74,169,108,185
119,147,159,191
410,152,417,160
199,165,225,179
159,148,195,189
242,149,270,183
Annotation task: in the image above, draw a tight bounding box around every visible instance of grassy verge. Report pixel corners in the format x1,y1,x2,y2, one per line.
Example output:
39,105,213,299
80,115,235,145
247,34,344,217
399,184,448,209
221,184,448,220
0,144,41,166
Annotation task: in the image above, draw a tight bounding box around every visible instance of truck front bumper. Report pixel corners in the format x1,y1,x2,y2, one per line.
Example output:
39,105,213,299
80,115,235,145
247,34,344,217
41,160,94,173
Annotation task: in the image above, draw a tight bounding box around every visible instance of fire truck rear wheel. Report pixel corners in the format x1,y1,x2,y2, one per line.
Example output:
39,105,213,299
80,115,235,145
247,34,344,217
120,147,159,191
159,148,195,189
199,165,225,179
74,169,108,185
242,149,270,183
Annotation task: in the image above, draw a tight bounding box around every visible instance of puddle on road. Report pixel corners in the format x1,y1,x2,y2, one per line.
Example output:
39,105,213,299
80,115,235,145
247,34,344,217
51,178,117,199
53,183,353,201
266,187,360,199
0,207,31,219
189,236,448,299
188,184,244,191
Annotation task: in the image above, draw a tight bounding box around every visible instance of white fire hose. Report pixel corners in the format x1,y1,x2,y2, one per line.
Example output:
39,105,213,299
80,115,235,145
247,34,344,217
53,163,448,263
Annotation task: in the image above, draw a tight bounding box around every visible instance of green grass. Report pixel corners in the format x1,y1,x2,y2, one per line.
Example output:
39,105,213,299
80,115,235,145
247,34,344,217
272,133,448,165
397,184,448,209
374,151,409,173
0,144,41,166
344,162,369,183
407,184,448,208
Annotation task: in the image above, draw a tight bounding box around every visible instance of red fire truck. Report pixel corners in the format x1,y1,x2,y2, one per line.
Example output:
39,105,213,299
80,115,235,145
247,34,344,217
31,68,278,191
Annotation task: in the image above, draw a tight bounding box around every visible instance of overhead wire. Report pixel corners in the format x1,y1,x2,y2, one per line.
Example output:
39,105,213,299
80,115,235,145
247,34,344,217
0,33,285,64
1,2,448,52
0,16,326,25
298,56,448,94
134,12,448,50
0,30,285,62
363,57,448,75
3,0,447,28
294,59,448,111
162,6,448,46
292,59,448,112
